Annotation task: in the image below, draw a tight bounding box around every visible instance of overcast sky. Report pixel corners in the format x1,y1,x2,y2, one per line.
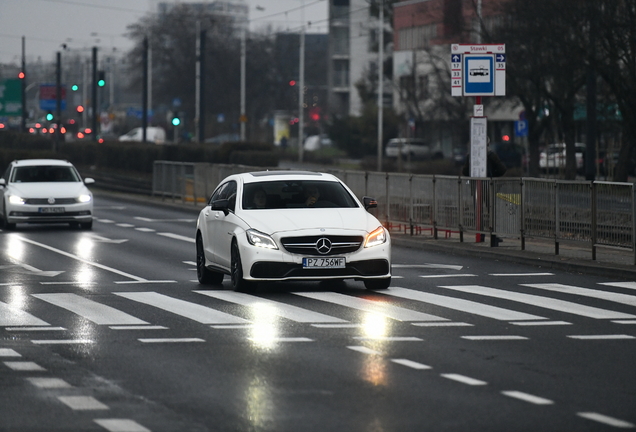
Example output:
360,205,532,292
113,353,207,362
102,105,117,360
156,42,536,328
0,0,328,65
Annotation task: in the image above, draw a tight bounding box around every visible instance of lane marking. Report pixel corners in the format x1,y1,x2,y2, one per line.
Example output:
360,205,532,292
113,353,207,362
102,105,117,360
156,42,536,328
412,322,473,327
3,361,46,371
391,359,432,370
32,293,148,325
211,324,255,329
109,325,168,330
94,419,151,432
501,391,554,405
386,287,546,321
599,282,636,290
0,348,21,357
31,339,94,345
567,334,635,340
347,346,381,355
419,274,477,278
577,412,635,428
158,232,195,243
311,324,364,328
57,396,109,411
247,337,313,343
353,336,423,342
461,335,528,341
139,338,205,343
613,320,636,325
114,280,176,284
27,378,72,388
197,290,348,323
439,285,636,320
440,373,487,386
393,264,464,270
294,291,448,322
115,292,249,325
524,283,636,307
510,320,571,326
135,227,155,232
13,236,148,282
0,300,50,326
490,273,554,276
6,326,65,331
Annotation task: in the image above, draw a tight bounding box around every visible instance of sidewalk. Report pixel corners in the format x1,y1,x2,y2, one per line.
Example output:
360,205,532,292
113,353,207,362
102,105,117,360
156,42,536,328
93,188,636,281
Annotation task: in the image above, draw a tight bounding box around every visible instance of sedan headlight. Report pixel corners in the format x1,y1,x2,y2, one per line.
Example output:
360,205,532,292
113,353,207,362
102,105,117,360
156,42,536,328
77,194,92,203
364,226,387,248
8,195,25,205
246,229,278,250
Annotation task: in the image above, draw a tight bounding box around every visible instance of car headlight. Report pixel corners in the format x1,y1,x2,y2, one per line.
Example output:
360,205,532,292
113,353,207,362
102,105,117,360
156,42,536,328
364,226,387,248
8,195,25,205
77,194,92,203
246,229,278,250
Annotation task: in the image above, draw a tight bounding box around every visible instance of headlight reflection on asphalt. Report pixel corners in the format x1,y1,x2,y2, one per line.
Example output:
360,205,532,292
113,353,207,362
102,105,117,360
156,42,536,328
360,313,389,387
248,303,281,350
6,285,28,310
73,237,97,287
7,236,26,261
245,375,275,429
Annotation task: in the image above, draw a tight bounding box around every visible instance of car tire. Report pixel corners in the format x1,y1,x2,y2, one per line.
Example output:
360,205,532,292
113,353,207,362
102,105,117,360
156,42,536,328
364,277,391,290
1,206,15,230
231,241,255,291
80,221,93,230
196,235,223,285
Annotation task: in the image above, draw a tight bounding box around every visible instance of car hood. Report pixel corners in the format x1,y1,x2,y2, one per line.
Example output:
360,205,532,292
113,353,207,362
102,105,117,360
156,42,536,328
239,208,380,235
8,182,90,197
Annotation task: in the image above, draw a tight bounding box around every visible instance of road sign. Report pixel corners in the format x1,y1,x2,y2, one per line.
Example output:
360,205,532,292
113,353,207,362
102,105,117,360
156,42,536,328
0,79,22,116
39,84,67,111
450,44,506,97
514,120,528,137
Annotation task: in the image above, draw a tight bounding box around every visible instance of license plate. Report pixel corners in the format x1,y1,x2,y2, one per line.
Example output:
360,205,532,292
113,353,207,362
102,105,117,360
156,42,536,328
302,257,345,269
39,207,65,213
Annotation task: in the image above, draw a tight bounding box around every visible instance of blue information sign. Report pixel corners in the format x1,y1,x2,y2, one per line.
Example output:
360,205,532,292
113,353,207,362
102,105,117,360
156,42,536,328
463,55,494,96
514,120,529,137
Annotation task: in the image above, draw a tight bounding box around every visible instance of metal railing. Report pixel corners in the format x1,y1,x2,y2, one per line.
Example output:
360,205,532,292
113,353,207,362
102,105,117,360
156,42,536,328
153,161,636,264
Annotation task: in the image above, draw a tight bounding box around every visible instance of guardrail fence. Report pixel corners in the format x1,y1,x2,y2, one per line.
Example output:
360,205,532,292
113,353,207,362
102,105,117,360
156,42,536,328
153,161,636,264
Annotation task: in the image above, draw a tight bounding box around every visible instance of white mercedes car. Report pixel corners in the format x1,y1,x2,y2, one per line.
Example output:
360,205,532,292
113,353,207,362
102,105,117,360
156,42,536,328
195,171,391,290
0,159,94,230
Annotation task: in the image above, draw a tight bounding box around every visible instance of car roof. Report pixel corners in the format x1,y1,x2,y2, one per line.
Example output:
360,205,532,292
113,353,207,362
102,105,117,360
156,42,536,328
226,171,340,184
12,159,74,167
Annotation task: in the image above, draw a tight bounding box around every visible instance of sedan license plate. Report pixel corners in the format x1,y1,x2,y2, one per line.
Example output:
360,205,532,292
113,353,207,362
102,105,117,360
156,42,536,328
303,257,345,269
39,207,65,214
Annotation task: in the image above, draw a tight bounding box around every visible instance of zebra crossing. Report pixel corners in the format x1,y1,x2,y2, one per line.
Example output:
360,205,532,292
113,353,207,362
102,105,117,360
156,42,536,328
2,282,636,340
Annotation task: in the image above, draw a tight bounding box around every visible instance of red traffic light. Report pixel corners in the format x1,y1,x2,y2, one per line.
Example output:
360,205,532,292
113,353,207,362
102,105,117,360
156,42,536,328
76,105,85,113
18,71,25,79
289,80,296,86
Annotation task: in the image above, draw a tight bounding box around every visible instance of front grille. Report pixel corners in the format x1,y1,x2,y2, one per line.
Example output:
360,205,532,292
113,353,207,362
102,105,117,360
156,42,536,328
281,235,363,256
25,198,78,205
250,259,389,279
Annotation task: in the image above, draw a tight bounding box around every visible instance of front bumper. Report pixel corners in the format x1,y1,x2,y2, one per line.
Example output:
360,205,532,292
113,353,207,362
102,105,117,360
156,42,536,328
7,205,93,224
250,259,390,280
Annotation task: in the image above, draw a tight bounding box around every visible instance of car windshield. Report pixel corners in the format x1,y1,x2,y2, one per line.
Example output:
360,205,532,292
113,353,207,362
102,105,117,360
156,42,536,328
11,165,80,183
242,180,359,210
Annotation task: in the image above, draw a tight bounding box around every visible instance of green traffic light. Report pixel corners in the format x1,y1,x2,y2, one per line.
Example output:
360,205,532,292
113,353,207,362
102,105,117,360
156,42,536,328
46,113,54,121
98,79,105,87
72,84,79,91
172,117,181,126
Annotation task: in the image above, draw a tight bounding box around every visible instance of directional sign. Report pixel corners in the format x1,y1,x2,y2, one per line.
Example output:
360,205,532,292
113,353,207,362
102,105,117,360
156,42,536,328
0,79,22,116
39,84,67,111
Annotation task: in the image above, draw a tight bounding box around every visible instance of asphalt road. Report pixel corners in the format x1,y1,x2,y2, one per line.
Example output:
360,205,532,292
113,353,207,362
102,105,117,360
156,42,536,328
1,193,635,431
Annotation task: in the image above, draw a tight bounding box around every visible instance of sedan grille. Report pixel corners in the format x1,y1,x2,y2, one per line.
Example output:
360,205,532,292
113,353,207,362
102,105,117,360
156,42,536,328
281,235,363,256
24,198,79,205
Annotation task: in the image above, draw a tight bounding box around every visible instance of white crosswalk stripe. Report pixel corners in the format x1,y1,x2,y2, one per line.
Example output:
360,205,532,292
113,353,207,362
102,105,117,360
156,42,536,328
437,285,636,320
32,293,148,325
195,290,348,323
384,287,547,321
0,301,49,327
293,291,449,322
114,292,249,324
523,283,636,307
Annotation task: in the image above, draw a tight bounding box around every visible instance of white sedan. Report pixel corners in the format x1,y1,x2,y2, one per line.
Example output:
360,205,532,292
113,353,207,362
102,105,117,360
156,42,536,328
0,159,94,230
195,171,391,291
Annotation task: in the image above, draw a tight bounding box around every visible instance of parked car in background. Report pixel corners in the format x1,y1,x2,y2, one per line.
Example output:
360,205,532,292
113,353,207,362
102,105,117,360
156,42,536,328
0,159,94,230
119,126,166,144
385,138,444,160
540,143,585,173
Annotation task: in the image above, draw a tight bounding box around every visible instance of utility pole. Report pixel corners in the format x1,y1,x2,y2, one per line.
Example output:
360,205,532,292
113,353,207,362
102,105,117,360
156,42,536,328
240,27,246,142
21,37,26,133
92,47,98,141
298,0,306,163
142,37,148,143
377,0,384,172
55,51,62,151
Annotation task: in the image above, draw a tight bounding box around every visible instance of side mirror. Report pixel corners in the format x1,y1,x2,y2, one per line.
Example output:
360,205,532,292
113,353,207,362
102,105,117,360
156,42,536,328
211,198,230,216
84,178,95,185
0,178,5,188
363,196,378,211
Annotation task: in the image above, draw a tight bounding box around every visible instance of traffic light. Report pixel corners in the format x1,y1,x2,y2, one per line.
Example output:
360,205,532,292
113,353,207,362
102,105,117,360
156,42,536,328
46,112,54,121
76,105,84,113
171,115,181,127
18,71,25,79
289,80,296,86
72,84,79,91
97,71,106,87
